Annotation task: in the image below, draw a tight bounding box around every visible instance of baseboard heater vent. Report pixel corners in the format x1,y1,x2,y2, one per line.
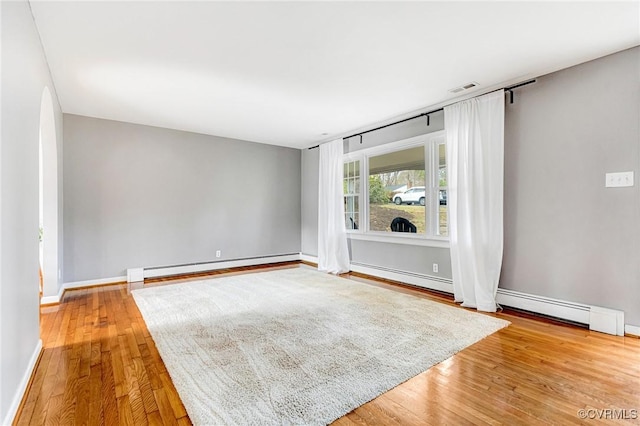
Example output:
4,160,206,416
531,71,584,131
496,288,591,326
349,262,454,294
127,253,301,282
589,306,625,336
349,264,625,337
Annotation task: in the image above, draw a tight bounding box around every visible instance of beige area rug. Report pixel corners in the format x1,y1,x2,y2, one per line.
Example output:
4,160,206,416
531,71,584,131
132,267,509,425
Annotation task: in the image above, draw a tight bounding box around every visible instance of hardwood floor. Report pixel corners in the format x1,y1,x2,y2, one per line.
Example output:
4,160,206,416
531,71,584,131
15,263,640,425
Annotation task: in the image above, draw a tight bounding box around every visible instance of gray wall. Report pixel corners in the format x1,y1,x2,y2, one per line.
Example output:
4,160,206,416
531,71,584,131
501,47,640,324
64,115,301,282
300,47,640,325
1,0,65,422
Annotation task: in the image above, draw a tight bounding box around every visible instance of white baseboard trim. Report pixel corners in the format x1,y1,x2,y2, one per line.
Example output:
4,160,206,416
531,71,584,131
3,339,42,426
625,324,640,337
139,253,301,281
65,275,127,289
349,262,454,294
40,283,65,305
300,254,319,264
41,276,127,305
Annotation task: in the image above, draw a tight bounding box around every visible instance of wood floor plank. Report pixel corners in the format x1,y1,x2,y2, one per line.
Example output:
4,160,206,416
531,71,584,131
146,410,164,426
138,342,163,391
133,356,160,415
152,388,179,426
116,395,136,426
57,356,80,425
43,394,63,426
14,262,640,426
100,350,119,426
158,372,188,419
88,363,104,426
73,375,91,425
123,362,147,426
14,349,52,425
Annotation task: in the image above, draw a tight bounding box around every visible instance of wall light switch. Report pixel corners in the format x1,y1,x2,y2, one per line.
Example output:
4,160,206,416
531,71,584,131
605,171,634,188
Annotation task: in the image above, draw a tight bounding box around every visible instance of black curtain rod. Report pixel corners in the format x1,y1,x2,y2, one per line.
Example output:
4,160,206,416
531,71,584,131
308,79,535,150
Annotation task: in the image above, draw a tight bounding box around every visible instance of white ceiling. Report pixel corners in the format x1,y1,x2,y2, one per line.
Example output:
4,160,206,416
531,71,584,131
30,1,639,149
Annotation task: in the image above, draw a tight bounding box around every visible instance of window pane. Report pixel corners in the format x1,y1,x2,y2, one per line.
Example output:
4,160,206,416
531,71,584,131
368,146,426,234
344,196,359,230
439,143,447,187
439,190,448,236
343,160,360,231
438,143,448,236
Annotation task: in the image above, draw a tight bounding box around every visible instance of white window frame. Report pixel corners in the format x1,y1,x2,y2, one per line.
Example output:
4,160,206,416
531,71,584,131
343,130,449,248
343,159,361,231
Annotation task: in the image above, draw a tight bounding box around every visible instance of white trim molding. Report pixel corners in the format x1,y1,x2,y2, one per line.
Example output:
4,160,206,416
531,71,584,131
40,283,65,305
3,339,42,426
41,276,127,305
348,233,450,248
130,253,301,282
300,254,319,264
624,324,640,337
65,275,127,290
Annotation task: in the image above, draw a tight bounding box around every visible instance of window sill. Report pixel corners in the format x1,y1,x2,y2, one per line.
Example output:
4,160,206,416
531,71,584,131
347,232,450,248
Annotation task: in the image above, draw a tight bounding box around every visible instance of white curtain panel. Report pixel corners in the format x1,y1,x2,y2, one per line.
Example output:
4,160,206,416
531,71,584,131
318,139,350,274
444,90,505,312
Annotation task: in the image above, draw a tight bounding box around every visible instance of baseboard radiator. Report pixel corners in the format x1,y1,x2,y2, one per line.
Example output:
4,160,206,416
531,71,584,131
127,253,301,282
349,261,627,336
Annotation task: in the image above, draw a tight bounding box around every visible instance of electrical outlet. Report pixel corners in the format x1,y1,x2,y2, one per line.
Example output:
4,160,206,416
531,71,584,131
605,171,634,188
216,250,221,258
433,263,439,273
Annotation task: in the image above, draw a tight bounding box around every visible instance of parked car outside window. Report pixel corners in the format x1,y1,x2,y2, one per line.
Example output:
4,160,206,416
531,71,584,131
392,186,426,206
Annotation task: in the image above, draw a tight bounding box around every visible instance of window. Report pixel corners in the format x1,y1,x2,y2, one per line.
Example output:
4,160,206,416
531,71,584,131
437,141,448,237
369,146,426,234
343,160,360,230
343,131,447,243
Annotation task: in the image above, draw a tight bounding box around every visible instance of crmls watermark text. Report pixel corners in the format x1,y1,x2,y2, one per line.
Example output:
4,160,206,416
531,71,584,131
577,408,638,420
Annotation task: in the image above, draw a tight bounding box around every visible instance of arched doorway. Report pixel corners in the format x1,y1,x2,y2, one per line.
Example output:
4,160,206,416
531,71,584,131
39,87,60,301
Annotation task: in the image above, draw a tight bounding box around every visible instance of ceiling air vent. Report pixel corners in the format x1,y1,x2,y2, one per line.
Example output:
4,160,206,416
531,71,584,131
449,82,479,94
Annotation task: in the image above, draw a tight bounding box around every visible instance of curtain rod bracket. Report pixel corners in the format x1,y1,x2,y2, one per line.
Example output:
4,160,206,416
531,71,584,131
426,114,430,126
507,89,514,104
359,134,363,144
